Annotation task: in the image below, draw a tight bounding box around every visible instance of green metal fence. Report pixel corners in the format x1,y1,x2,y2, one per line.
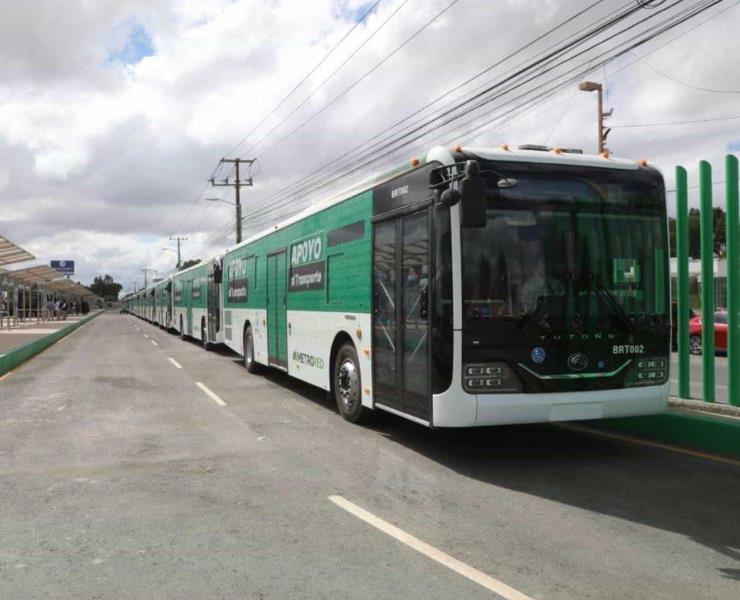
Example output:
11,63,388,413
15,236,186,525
675,155,739,406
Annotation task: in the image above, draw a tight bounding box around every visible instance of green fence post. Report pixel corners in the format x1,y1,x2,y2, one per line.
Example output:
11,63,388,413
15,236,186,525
676,166,691,399
726,154,740,407
699,160,715,402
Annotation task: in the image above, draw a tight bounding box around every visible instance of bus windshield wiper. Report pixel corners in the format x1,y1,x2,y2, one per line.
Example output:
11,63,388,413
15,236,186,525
586,273,634,333
518,272,571,331
518,295,550,331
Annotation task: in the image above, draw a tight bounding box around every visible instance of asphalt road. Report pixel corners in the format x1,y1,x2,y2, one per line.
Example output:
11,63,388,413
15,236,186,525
670,353,730,404
1,313,739,600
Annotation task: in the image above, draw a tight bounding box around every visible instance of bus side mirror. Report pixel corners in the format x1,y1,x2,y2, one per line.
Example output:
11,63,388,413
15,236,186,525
460,160,487,228
213,266,222,284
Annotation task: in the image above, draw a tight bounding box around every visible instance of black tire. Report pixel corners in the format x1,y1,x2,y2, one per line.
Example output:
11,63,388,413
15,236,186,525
180,316,186,340
689,335,702,355
201,321,212,351
333,342,368,423
243,326,261,374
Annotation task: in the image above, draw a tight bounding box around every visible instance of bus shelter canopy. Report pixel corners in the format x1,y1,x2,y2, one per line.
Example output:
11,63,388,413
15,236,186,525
2,265,65,286
1,266,95,298
0,235,35,266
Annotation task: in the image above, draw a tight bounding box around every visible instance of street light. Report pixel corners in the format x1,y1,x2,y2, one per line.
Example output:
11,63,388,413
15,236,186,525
206,196,241,244
578,80,610,154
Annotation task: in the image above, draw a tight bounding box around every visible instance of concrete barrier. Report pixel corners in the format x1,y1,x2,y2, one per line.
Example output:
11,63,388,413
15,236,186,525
587,407,740,461
0,311,103,377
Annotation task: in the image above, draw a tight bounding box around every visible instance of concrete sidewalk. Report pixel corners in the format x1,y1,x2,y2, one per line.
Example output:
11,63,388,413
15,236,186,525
0,314,95,353
0,311,103,375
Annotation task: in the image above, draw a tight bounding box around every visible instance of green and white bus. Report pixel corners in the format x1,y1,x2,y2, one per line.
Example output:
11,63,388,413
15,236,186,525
217,144,670,427
171,257,223,349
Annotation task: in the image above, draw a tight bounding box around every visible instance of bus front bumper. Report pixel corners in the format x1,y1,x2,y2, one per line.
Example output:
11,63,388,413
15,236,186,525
432,382,669,428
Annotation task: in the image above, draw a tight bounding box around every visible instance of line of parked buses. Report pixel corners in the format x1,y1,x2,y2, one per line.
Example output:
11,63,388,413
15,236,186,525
123,144,672,428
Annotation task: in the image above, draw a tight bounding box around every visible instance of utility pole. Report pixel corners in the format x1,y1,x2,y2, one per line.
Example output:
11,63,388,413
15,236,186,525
578,81,612,154
210,158,255,244
140,268,156,288
168,236,188,268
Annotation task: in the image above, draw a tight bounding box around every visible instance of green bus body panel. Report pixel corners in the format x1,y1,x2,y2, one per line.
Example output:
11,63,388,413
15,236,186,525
172,263,209,309
223,190,373,315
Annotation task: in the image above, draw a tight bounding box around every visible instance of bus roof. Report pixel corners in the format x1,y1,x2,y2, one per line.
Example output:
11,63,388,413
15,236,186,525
223,144,649,256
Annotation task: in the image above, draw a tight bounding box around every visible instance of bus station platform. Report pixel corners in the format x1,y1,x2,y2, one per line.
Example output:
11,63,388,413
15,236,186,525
0,310,103,376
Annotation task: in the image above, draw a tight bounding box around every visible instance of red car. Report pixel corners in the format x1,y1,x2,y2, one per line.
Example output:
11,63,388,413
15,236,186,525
689,311,728,355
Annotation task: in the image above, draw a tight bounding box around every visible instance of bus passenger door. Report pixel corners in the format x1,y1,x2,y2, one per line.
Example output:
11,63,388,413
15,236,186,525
267,251,288,368
372,209,431,422
207,272,220,341
186,280,193,335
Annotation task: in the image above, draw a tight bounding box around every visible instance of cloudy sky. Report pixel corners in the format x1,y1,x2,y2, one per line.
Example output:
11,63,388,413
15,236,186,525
1,0,739,293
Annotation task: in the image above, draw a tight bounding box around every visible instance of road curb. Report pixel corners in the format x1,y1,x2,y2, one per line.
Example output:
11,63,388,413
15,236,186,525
587,408,740,461
0,311,103,377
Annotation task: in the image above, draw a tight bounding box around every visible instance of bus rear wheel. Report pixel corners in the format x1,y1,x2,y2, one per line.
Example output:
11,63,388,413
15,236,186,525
333,342,368,423
201,322,212,351
244,326,261,374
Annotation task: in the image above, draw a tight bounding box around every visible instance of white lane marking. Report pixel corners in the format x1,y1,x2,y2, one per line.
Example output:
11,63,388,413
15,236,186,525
144,334,149,338
196,382,227,406
168,357,183,369
150,340,158,347
328,496,532,600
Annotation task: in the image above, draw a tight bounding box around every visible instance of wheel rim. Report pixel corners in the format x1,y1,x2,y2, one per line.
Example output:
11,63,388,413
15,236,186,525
336,357,359,413
245,334,254,367
690,336,702,354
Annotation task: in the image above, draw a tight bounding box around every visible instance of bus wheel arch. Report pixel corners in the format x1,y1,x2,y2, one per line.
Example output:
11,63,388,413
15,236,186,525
330,333,369,423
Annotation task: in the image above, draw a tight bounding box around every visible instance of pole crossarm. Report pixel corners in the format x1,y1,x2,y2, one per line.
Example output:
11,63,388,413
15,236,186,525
209,157,256,244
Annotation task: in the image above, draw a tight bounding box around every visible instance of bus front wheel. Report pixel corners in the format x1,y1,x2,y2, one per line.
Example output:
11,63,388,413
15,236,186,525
333,342,368,423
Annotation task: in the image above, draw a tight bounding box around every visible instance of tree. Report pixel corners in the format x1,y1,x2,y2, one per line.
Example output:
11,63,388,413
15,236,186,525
178,258,201,270
668,206,725,258
89,274,123,301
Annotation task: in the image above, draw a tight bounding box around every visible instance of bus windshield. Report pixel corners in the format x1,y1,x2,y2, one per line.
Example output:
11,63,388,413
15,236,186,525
461,165,668,337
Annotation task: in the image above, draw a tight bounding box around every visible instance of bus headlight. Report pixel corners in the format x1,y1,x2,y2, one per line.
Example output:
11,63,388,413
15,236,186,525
463,363,522,393
627,357,668,386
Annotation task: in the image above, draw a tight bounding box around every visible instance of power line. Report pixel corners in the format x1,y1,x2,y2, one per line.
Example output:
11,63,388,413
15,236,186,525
613,114,740,127
223,0,384,158
248,0,645,220
194,0,632,248
248,0,699,221
202,0,724,251
171,2,384,245
250,0,462,160
643,59,740,94
254,0,614,210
